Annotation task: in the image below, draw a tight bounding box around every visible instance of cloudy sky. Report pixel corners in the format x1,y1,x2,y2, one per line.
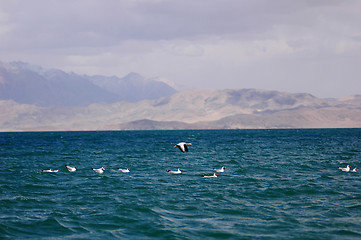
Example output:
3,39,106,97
1,0,361,98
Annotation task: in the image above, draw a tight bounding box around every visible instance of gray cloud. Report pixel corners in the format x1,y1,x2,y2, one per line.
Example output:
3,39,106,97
3,0,353,47
1,0,361,98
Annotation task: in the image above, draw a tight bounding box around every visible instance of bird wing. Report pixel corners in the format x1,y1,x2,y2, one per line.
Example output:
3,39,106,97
177,144,185,152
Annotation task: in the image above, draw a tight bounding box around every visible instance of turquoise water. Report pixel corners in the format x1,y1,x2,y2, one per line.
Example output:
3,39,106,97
1,129,361,239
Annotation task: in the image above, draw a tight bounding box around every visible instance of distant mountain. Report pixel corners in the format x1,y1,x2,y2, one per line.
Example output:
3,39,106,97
105,106,361,130
0,61,178,107
0,61,118,107
1,88,361,131
87,72,178,102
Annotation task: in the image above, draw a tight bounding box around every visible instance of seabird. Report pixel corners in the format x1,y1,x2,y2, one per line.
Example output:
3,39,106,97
214,166,226,173
65,165,77,172
167,168,182,174
202,173,218,178
338,165,351,172
92,167,105,174
174,142,192,152
351,167,359,172
118,168,131,173
42,169,59,173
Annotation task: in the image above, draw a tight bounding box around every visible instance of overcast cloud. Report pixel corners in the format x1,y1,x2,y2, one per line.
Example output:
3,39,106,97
1,0,361,98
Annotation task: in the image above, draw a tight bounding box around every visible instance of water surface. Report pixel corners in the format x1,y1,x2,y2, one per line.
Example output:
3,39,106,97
1,129,361,239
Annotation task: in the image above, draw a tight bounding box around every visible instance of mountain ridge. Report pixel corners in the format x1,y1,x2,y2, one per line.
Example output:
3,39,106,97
0,61,178,107
1,88,361,131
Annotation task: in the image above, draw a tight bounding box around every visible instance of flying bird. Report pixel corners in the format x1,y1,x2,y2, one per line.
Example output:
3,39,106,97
118,168,131,173
174,142,192,152
338,165,351,172
214,166,226,173
167,168,182,174
65,165,77,172
92,167,105,174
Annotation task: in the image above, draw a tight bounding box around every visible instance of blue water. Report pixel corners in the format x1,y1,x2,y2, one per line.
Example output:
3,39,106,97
1,129,361,239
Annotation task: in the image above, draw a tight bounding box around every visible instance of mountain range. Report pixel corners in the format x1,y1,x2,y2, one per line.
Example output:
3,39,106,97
0,61,177,107
1,61,361,131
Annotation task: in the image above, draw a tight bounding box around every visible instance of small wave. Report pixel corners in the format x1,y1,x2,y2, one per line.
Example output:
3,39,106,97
332,229,361,237
4,217,74,238
225,159,239,164
346,204,361,209
235,168,247,174
263,187,299,198
318,174,334,180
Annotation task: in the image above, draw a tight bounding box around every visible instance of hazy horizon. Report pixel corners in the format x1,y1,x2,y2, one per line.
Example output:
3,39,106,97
1,0,361,98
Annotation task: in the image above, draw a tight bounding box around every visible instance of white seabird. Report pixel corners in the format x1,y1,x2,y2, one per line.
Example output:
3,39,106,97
351,167,359,172
65,165,77,172
202,173,218,178
118,168,131,173
338,165,351,172
42,169,59,173
167,168,182,174
174,142,192,152
214,166,226,173
92,167,105,174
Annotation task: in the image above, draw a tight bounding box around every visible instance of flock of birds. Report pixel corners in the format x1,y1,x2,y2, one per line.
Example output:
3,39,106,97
338,165,358,172
41,142,226,178
42,141,359,176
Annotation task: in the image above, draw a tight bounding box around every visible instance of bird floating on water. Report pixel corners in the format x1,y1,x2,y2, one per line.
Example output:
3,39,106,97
338,165,351,172
351,167,359,172
42,169,59,173
214,166,226,173
167,168,182,174
65,165,77,172
92,167,105,174
118,168,130,173
202,173,218,178
174,142,192,152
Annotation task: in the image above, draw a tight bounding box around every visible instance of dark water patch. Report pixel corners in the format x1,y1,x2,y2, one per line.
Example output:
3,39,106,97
332,229,361,238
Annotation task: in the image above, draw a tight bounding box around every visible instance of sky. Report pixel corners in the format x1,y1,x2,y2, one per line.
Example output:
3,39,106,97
1,0,361,98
